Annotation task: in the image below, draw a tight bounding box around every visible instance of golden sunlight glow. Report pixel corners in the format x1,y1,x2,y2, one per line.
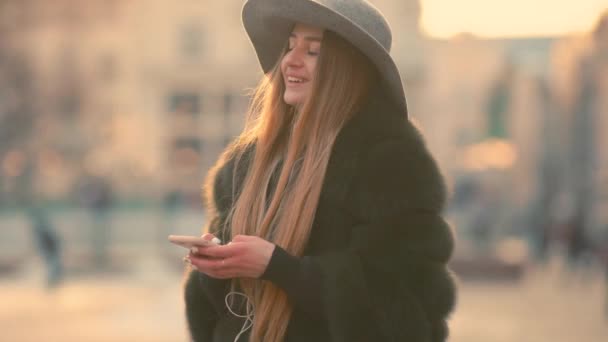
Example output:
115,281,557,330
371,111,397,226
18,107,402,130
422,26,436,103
462,139,518,171
420,0,608,38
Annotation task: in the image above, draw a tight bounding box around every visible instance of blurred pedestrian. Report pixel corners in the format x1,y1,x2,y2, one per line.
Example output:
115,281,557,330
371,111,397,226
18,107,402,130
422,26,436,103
563,209,592,274
11,148,63,288
26,205,63,288
77,170,114,269
181,1,456,341
565,10,608,280
579,10,608,316
527,76,560,264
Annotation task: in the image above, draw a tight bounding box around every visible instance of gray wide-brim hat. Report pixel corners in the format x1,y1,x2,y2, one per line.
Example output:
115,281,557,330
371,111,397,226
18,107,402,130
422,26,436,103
242,0,408,116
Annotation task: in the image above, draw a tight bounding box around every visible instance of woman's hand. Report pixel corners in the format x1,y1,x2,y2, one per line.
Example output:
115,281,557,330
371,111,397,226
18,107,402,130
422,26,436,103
187,234,276,279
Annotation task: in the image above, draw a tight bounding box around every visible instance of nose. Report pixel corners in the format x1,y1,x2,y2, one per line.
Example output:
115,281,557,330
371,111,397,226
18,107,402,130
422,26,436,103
283,49,304,68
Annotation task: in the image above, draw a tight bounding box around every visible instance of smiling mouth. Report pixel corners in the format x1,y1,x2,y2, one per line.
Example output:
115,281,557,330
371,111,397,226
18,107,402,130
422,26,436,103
286,76,307,84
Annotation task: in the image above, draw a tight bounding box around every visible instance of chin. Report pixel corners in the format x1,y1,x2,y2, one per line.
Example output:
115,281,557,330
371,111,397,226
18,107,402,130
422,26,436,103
284,95,303,106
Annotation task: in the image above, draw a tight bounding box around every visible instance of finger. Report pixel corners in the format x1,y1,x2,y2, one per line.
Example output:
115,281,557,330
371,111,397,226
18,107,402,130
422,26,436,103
232,234,254,242
232,234,245,242
191,257,239,279
201,233,216,241
183,255,200,272
211,265,239,279
190,255,218,270
189,246,206,256
190,255,230,272
198,243,241,259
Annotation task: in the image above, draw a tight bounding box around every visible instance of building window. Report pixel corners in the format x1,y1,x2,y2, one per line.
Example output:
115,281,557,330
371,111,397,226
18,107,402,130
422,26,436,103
56,49,83,118
179,23,204,60
168,92,201,116
170,137,202,171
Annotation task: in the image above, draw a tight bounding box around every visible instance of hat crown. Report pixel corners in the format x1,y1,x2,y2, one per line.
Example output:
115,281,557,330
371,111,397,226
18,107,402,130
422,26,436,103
316,0,392,51
241,0,408,115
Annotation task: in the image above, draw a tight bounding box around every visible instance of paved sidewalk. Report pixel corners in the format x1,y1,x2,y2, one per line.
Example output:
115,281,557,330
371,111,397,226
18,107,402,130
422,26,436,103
451,264,608,342
0,257,189,342
1,210,607,341
1,256,607,342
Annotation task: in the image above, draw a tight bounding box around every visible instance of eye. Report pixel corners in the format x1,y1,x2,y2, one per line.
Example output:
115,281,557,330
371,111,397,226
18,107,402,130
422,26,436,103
308,43,321,56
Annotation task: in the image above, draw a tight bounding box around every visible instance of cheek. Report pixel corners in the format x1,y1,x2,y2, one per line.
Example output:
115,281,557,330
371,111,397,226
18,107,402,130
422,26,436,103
308,60,318,80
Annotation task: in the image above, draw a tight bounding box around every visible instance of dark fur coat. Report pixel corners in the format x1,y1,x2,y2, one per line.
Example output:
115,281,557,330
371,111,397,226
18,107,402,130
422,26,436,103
184,90,457,341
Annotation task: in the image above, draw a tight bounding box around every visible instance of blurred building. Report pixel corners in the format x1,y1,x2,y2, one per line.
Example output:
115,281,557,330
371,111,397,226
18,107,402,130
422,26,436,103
0,0,106,201
373,0,427,101
0,0,254,203
2,0,602,229
549,11,608,241
131,0,258,204
0,0,429,205
420,34,555,197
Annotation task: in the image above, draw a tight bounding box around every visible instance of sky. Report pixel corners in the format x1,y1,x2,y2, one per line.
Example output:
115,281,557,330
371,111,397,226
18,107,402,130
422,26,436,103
420,0,608,38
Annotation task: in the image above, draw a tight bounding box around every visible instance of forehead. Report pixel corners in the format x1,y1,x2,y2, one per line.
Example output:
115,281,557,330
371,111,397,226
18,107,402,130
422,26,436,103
290,22,324,38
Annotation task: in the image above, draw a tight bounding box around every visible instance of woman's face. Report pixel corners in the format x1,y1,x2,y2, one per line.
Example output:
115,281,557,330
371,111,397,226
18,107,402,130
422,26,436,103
281,23,324,107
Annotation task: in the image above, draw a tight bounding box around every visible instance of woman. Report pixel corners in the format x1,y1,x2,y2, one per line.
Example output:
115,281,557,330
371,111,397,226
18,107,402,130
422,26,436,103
183,0,456,341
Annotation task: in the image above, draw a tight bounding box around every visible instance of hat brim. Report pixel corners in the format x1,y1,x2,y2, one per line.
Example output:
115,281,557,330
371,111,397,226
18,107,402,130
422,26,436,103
242,0,408,116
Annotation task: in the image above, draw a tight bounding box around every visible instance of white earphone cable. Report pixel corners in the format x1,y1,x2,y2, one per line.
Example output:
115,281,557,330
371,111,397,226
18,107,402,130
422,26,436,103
225,291,255,342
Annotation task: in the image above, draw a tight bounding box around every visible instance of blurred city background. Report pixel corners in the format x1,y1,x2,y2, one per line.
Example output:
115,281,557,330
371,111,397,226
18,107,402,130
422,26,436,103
1,0,607,341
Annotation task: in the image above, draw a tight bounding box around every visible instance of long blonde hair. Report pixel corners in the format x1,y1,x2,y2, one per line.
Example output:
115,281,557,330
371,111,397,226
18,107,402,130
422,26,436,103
205,30,376,342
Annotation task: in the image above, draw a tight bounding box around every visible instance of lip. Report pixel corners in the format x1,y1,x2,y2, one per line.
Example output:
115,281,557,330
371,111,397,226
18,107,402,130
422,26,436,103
285,76,309,87
285,73,308,80
285,81,307,88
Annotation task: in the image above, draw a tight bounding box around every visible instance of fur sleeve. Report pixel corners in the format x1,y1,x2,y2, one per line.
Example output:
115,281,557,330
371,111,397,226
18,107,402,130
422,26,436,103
318,133,457,342
184,270,218,342
184,215,229,341
184,144,247,341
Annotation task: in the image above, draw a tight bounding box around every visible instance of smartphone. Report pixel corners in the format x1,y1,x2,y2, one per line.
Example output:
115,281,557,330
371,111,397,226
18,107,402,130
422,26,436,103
168,235,221,249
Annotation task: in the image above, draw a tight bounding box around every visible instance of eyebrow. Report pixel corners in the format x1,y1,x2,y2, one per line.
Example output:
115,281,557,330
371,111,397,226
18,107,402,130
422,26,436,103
289,33,323,43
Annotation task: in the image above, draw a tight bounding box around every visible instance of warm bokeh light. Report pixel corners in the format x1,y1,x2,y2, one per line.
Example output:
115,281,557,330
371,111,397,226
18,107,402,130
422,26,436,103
462,139,518,171
421,0,608,38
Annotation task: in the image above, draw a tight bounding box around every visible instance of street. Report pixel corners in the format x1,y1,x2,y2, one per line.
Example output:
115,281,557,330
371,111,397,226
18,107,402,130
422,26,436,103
1,209,607,341
0,256,607,341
